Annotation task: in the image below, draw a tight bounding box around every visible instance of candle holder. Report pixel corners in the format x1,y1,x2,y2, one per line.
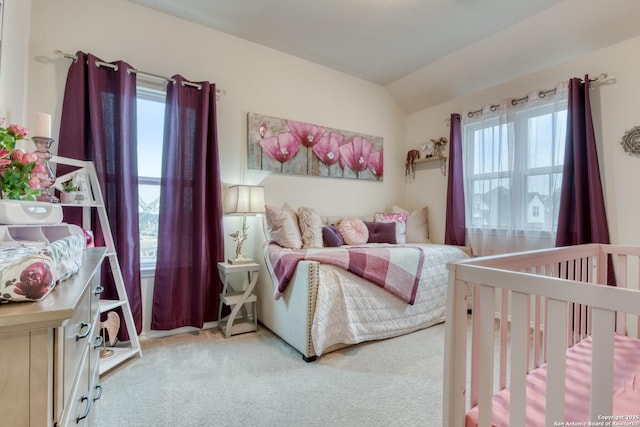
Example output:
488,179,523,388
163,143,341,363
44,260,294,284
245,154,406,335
32,136,59,203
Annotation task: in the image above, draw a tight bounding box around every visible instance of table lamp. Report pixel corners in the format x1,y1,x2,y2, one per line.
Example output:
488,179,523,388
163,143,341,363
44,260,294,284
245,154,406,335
224,185,265,264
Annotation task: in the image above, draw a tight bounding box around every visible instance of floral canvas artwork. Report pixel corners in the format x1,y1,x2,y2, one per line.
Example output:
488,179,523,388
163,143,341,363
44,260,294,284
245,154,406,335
247,112,383,181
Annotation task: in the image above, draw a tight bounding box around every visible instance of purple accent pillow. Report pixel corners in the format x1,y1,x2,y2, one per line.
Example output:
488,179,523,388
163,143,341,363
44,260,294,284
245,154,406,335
365,221,397,244
322,225,344,247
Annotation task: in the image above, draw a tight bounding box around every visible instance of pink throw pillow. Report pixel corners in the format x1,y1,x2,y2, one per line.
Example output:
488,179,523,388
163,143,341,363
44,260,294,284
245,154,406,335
337,217,369,245
264,203,303,249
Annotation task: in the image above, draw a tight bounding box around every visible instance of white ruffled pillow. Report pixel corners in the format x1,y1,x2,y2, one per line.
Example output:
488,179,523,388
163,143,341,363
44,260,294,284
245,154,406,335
265,203,303,249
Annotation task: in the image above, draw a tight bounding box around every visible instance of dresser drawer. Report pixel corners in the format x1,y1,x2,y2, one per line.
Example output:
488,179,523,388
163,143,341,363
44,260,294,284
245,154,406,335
63,286,92,402
89,309,103,389
87,325,103,427
61,351,91,426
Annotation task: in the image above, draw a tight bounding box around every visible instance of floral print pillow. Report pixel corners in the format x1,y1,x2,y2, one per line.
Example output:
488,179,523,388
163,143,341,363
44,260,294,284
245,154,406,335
0,253,56,302
47,234,85,282
0,234,86,303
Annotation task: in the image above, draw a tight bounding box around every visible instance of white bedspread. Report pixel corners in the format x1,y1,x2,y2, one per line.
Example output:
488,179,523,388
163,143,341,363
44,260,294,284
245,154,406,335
311,243,468,355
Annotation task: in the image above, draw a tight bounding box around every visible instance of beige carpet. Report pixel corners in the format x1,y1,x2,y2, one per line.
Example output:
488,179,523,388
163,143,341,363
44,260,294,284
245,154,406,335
95,323,447,427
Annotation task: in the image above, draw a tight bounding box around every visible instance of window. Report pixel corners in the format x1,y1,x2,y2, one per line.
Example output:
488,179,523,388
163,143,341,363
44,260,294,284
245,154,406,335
136,85,165,267
462,91,568,255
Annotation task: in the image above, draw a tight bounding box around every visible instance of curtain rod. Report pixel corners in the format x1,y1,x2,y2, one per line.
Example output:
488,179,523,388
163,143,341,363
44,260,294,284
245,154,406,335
55,50,226,98
444,73,608,125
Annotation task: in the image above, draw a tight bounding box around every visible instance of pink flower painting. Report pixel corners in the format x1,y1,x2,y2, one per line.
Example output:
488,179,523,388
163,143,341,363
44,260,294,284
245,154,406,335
313,132,343,165
288,120,325,148
368,150,384,179
248,112,383,181
339,136,373,177
259,132,301,172
288,119,327,173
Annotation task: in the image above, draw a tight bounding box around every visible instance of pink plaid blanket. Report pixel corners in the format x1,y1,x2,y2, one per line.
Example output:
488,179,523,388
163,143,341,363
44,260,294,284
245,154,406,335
266,243,425,304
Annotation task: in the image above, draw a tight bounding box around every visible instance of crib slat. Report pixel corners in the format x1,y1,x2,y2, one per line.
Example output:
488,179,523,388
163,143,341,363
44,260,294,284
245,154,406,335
476,284,495,427
442,274,470,427
510,291,529,426
617,255,628,334
499,288,508,389
470,286,481,408
533,294,542,368
590,308,615,420
545,298,568,425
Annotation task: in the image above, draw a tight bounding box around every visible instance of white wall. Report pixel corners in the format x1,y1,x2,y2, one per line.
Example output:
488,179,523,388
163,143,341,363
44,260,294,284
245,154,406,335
18,0,405,337
0,0,31,124
25,0,405,231
406,35,640,247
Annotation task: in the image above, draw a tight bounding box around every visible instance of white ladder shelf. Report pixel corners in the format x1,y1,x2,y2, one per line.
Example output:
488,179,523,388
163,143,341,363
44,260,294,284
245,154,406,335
51,155,142,375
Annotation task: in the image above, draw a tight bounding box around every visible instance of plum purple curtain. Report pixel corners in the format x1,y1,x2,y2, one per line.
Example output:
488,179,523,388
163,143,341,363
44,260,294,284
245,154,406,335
445,113,465,246
556,76,611,248
151,76,225,330
58,51,142,339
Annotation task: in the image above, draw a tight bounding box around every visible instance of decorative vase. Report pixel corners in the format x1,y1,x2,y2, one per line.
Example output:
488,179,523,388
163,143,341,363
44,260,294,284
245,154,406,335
32,136,59,203
60,192,76,204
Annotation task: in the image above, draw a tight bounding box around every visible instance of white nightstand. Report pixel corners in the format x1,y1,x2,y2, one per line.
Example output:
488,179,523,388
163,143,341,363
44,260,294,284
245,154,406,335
217,262,259,338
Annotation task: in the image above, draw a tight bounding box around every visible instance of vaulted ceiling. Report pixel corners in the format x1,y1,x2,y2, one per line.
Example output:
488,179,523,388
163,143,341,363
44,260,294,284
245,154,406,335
130,0,640,113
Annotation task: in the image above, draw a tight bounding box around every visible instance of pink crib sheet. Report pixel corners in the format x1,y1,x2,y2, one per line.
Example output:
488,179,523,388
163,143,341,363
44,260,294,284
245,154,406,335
465,333,640,427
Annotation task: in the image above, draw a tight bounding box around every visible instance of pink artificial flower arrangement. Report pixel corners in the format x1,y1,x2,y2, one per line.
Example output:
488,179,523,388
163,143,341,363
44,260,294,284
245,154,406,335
0,116,43,200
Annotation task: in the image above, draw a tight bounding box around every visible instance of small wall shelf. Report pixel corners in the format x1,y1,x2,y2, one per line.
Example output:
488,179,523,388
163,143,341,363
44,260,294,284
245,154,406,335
415,156,447,175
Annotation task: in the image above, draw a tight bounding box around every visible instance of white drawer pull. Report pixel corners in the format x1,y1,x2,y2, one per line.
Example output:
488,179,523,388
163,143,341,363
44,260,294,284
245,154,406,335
75,322,92,341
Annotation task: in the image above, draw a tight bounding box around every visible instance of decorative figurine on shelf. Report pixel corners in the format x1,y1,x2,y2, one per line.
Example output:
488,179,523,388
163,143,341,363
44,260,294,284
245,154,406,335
432,137,448,158
421,141,434,158
100,311,120,359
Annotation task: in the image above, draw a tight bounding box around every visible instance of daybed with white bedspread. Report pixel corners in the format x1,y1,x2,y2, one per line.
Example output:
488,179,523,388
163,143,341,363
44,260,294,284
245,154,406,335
444,244,640,426
255,204,469,361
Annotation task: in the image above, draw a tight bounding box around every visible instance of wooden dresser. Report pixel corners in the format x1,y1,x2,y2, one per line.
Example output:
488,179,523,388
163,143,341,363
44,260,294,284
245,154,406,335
0,247,106,426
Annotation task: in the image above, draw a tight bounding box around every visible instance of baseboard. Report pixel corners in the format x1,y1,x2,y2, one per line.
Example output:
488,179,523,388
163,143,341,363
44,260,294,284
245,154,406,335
139,320,219,341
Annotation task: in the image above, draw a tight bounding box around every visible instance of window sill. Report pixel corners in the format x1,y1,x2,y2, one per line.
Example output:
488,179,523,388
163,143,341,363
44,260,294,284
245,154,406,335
140,264,156,279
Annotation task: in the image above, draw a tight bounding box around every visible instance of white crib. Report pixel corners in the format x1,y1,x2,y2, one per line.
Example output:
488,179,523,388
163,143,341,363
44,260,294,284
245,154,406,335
443,244,640,426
